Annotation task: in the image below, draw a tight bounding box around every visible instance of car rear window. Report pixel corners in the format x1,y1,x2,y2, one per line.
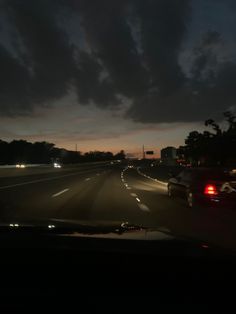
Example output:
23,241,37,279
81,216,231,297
194,170,236,181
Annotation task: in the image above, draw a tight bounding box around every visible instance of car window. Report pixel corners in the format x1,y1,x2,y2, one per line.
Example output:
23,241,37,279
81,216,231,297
182,171,193,181
196,170,234,181
176,171,185,180
176,170,192,181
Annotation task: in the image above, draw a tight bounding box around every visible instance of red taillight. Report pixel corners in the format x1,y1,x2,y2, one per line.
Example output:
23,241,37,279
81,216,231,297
204,184,218,195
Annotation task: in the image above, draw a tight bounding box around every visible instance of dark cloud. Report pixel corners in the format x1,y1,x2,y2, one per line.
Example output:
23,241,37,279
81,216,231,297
127,26,236,123
0,43,31,115
0,0,235,123
74,51,119,108
6,0,75,103
191,31,222,80
0,0,74,116
0,0,124,116
127,55,236,123
76,0,148,98
136,0,190,95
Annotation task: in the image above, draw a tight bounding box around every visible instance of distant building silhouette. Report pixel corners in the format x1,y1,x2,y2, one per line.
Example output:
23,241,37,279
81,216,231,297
161,147,177,166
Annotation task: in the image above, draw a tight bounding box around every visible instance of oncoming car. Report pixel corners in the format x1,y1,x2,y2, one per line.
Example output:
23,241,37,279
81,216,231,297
53,162,62,168
16,164,26,168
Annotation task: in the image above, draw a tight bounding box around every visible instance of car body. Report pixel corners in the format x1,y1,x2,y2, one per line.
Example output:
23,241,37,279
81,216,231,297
168,168,236,208
0,219,235,307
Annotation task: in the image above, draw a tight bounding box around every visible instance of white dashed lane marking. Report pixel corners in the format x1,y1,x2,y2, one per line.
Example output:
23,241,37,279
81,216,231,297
85,178,91,181
121,168,151,212
52,188,69,198
138,203,150,212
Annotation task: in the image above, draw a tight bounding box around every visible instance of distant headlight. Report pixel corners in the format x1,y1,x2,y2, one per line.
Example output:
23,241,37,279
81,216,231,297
16,164,25,168
54,163,61,168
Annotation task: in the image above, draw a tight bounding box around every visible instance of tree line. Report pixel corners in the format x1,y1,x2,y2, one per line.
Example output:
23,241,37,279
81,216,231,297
178,111,236,167
0,140,125,165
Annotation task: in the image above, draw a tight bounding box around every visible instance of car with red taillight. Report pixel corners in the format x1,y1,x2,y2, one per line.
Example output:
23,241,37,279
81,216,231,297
167,168,236,208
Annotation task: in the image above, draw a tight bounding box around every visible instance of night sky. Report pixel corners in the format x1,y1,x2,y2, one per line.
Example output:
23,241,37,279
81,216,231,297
0,0,236,157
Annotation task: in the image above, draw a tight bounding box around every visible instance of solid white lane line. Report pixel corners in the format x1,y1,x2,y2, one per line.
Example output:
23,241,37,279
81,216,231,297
0,169,103,190
159,227,171,233
130,193,138,197
52,188,69,198
138,203,150,212
153,179,168,186
137,169,168,186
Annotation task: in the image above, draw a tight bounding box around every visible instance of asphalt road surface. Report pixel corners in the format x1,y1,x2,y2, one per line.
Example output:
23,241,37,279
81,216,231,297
0,163,236,250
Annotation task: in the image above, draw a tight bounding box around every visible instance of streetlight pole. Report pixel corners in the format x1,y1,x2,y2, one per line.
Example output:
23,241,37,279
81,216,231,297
142,145,145,159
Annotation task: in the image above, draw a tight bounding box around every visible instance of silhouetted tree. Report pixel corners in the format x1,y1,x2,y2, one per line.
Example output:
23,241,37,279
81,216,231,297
0,139,126,164
0,140,9,164
114,150,126,160
178,111,236,167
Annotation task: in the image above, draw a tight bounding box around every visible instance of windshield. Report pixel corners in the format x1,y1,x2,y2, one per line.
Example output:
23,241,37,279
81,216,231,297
0,0,236,251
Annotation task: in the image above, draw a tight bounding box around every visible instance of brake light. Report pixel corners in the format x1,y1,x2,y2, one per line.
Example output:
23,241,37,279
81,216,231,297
204,184,218,195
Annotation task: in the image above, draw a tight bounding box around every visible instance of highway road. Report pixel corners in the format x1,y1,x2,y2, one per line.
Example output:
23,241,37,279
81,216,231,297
0,162,236,250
